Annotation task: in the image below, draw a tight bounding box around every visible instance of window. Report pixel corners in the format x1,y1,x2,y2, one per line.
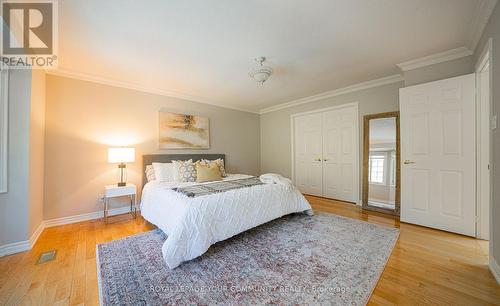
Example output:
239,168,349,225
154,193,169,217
369,154,385,184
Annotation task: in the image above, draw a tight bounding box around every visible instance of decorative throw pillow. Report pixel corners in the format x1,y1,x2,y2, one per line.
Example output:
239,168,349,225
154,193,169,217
152,162,174,182
145,165,156,182
200,158,227,177
196,162,222,183
172,159,197,182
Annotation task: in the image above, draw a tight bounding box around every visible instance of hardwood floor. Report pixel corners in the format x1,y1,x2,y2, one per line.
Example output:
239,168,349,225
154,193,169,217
1,196,499,305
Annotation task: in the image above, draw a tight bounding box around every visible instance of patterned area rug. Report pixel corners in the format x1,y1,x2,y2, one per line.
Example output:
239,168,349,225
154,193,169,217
97,213,399,305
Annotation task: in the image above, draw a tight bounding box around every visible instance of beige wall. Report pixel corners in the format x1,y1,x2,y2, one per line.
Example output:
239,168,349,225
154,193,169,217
44,75,260,220
260,82,403,184
474,2,500,269
28,70,46,236
0,69,31,246
403,55,474,86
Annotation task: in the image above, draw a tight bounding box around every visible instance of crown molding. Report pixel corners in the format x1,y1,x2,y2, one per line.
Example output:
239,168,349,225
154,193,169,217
396,47,473,72
46,68,260,114
259,74,403,114
467,0,498,51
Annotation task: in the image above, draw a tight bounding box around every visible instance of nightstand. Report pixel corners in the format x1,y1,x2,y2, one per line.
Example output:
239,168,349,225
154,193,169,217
103,184,137,224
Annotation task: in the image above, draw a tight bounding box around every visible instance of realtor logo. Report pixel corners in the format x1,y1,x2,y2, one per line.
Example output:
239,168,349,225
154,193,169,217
1,0,58,68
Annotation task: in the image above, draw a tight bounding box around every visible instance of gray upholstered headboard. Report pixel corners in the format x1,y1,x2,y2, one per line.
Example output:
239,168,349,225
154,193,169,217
142,154,225,187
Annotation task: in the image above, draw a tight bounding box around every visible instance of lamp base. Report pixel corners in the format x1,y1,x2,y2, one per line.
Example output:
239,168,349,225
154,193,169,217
117,163,127,187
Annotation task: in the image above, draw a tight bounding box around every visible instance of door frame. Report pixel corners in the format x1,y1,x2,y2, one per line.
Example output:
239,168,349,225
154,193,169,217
475,38,492,241
290,102,360,204
362,111,400,216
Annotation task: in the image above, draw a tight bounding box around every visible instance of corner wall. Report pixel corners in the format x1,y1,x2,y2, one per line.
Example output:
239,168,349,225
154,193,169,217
28,70,46,237
473,1,500,280
0,70,32,246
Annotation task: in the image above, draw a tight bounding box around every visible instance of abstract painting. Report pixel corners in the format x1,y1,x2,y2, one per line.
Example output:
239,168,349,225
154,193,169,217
159,111,210,149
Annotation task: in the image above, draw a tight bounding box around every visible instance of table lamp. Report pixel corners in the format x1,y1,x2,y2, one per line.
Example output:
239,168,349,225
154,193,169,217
108,147,135,186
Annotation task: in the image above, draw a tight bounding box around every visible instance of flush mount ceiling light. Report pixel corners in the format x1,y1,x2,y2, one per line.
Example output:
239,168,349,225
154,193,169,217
249,56,273,84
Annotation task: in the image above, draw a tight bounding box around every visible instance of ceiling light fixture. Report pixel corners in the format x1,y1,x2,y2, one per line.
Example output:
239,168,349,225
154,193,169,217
249,56,273,84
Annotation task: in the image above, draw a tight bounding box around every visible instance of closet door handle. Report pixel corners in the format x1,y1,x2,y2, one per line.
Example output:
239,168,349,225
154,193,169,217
323,159,328,161
314,158,322,161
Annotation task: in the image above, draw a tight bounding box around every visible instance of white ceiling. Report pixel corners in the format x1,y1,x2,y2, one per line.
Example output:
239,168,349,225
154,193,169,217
57,0,488,113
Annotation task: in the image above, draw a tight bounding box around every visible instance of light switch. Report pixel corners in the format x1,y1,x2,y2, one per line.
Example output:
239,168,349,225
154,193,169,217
492,115,498,130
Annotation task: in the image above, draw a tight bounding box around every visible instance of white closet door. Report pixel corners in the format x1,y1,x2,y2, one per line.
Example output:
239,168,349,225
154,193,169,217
322,107,357,202
400,74,476,236
294,113,323,196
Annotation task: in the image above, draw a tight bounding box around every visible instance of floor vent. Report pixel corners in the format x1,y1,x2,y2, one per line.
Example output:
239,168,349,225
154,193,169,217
37,250,57,264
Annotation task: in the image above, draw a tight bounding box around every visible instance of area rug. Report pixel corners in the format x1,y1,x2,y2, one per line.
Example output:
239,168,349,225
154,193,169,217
96,213,399,305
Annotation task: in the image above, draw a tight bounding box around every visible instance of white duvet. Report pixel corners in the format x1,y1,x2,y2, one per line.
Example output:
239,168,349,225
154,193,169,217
141,174,312,269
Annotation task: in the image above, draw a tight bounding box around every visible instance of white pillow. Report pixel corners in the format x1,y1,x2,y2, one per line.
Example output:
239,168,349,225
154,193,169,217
152,162,174,182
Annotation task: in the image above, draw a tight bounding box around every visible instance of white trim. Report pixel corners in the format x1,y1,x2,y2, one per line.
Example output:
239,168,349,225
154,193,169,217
289,102,360,119
0,62,8,193
0,240,31,257
475,38,492,241
0,221,44,257
260,75,403,114
467,0,498,51
475,38,493,71
29,221,45,247
44,206,136,227
396,47,473,72
46,68,260,114
0,206,138,257
290,102,360,205
490,256,500,285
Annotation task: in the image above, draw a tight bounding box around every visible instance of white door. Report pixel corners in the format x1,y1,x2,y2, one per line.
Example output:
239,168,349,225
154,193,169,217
322,107,357,202
400,74,476,236
294,113,323,196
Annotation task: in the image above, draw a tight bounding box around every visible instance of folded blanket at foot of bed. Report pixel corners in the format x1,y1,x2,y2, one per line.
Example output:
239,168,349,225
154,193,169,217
172,176,264,197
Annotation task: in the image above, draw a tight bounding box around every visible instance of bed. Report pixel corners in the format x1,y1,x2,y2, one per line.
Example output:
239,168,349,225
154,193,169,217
140,154,313,269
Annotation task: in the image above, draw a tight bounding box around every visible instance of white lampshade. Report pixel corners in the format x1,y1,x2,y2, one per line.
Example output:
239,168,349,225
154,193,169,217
108,147,135,164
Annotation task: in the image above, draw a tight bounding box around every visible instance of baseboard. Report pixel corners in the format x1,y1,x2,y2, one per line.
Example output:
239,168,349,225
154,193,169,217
44,206,135,227
0,206,139,257
0,221,45,257
490,256,500,285
0,240,31,257
29,221,45,247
